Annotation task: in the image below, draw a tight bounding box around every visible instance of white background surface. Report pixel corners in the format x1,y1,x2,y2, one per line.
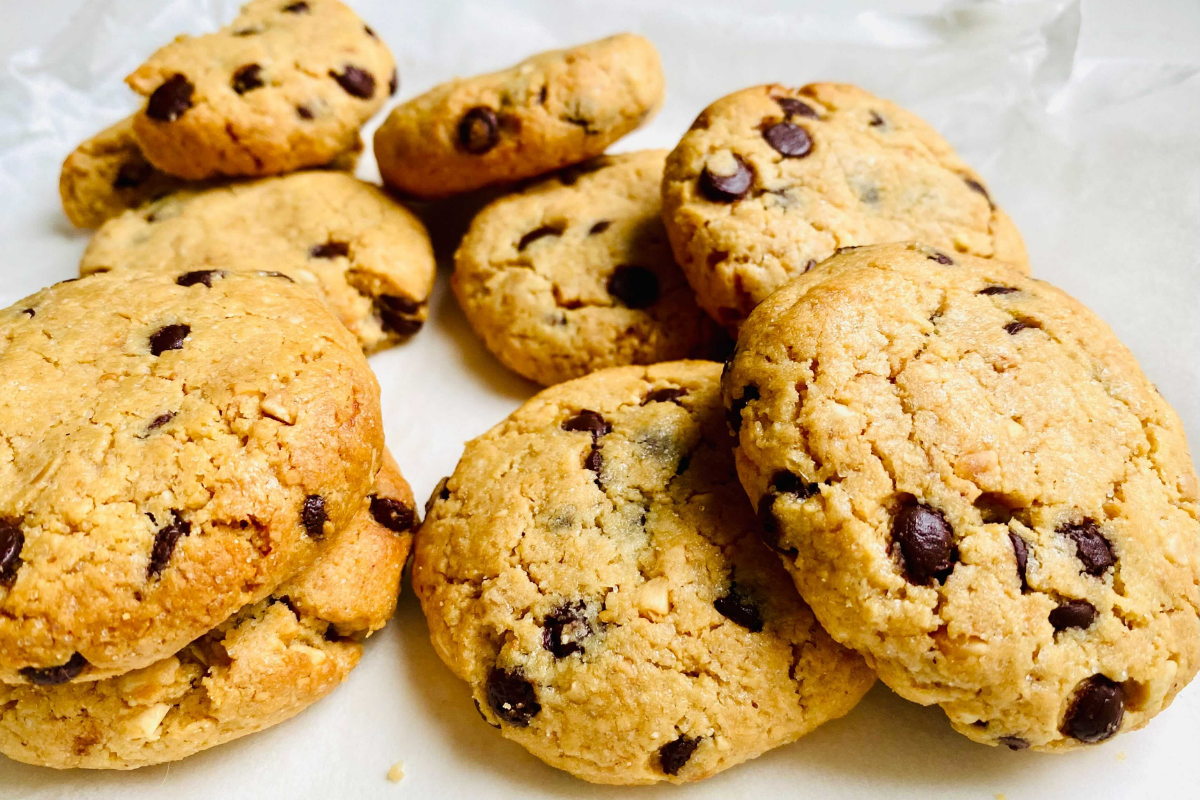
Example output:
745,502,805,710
1,0,1198,798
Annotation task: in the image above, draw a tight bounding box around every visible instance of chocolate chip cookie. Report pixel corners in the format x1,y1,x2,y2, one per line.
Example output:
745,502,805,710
414,361,874,784
374,33,664,199
452,150,726,386
126,0,395,181
79,171,436,353
0,270,383,684
723,243,1198,751
0,452,415,769
662,83,1030,330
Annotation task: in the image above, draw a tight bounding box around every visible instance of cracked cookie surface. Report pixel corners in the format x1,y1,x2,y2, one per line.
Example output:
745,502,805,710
723,243,1198,751
127,0,394,181
0,452,415,769
662,83,1029,330
374,33,663,199
0,270,382,684
413,361,873,784
453,150,726,386
79,171,436,354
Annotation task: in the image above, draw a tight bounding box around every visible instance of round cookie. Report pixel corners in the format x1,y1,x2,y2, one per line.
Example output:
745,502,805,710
414,362,874,785
126,0,395,181
662,83,1030,330
58,115,362,229
0,452,416,769
79,171,436,354
0,270,383,684
452,150,727,386
723,243,1199,751
374,34,664,199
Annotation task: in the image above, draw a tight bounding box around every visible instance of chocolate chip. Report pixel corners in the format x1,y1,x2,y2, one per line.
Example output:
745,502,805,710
113,160,153,189
869,111,885,127
643,387,687,405
700,155,753,202
330,67,375,99
964,177,991,202
588,220,611,235
458,107,500,154
1058,520,1115,577
714,585,763,632
979,285,1018,296
726,384,759,435
583,448,604,479
282,2,309,13
757,494,797,556
425,477,450,516
517,225,562,251
176,269,226,288
1063,675,1124,743
1004,320,1031,335
485,667,540,726
0,519,24,588
1050,600,1097,631
563,410,611,439
364,24,377,38
659,735,700,775
763,122,812,158
892,502,956,585
147,511,190,578
775,97,818,119
232,27,261,36
232,63,264,95
607,266,659,309
301,495,327,539
149,323,190,356
542,601,591,658
20,652,88,686
257,270,294,281
999,736,1030,751
369,495,415,533
147,411,175,431
928,252,954,265
388,69,398,96
770,471,818,499
377,295,424,337
20,308,34,317
297,105,314,120
310,241,350,259
1009,532,1030,590
146,74,194,122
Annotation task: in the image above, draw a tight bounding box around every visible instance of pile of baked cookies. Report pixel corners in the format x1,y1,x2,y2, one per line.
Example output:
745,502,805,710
1,0,1196,787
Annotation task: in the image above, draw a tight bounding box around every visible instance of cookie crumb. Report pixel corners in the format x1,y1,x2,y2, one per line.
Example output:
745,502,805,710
387,760,405,783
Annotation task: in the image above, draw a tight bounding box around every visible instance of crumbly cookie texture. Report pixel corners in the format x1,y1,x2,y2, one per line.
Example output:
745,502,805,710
453,150,727,386
414,362,874,785
59,115,362,229
127,0,395,181
723,243,1198,751
79,171,436,354
0,271,382,684
662,83,1030,330
374,33,664,199
0,453,415,770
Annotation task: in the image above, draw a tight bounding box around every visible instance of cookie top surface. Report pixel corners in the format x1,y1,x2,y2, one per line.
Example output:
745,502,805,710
374,33,664,199
0,270,383,683
413,361,873,784
662,83,1030,330
723,243,1199,751
127,0,395,181
0,454,413,770
79,171,436,354
452,150,726,386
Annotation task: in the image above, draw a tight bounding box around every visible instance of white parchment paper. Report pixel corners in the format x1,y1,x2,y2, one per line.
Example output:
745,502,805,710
0,1,1197,798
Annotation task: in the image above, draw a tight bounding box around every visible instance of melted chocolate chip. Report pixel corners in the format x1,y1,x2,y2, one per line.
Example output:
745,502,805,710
868,111,885,127
892,503,956,585
964,177,991,202
232,63,264,95
518,225,562,251
149,323,190,356
330,66,375,99
563,410,611,439
999,736,1030,751
282,1,309,11
583,448,604,480
659,735,700,775
928,252,954,265
297,105,314,120
979,285,1018,296
699,155,753,202
114,160,153,189
176,269,226,288
643,387,687,405
486,667,540,726
20,308,35,317
714,585,763,632
147,411,175,431
763,122,812,158
458,106,500,154
0,519,24,588
1050,600,1097,631
20,652,88,686
542,601,591,657
377,295,424,337
369,495,416,533
310,241,350,259
388,69,398,96
770,471,818,499
1063,675,1124,743
146,74,193,122
607,266,659,309
302,495,327,539
588,220,611,235
147,511,191,578
1009,532,1030,590
1004,320,1032,335
726,384,759,435
1058,520,1115,577
775,97,818,119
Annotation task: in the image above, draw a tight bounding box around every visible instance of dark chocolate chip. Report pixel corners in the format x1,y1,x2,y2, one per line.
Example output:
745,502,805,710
775,97,818,119
964,177,991,202
146,74,194,122
20,308,35,317
297,105,314,120
1009,532,1030,590
699,155,753,202
892,503,956,585
763,122,813,158
458,106,500,154
999,736,1030,751
147,511,190,578
928,252,954,265
369,495,416,533
583,447,604,479
176,269,226,288
607,266,659,309
1058,520,1115,577
282,1,309,11
147,412,175,431
20,652,88,686
310,241,350,259
364,24,377,38
588,220,611,235
486,667,540,726
643,387,687,405
1050,600,1097,631
542,601,591,658
757,494,797,556
1063,675,1124,743
979,285,1018,296
869,111,885,127
659,735,700,776
714,585,763,632
149,323,190,356
257,270,294,281
232,63,264,95
1004,320,1031,335
113,160,154,189
563,410,611,439
770,471,818,499
302,495,327,539
0,519,24,588
726,384,759,435
517,225,562,251
330,66,375,99
388,69,398,96
377,295,425,337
